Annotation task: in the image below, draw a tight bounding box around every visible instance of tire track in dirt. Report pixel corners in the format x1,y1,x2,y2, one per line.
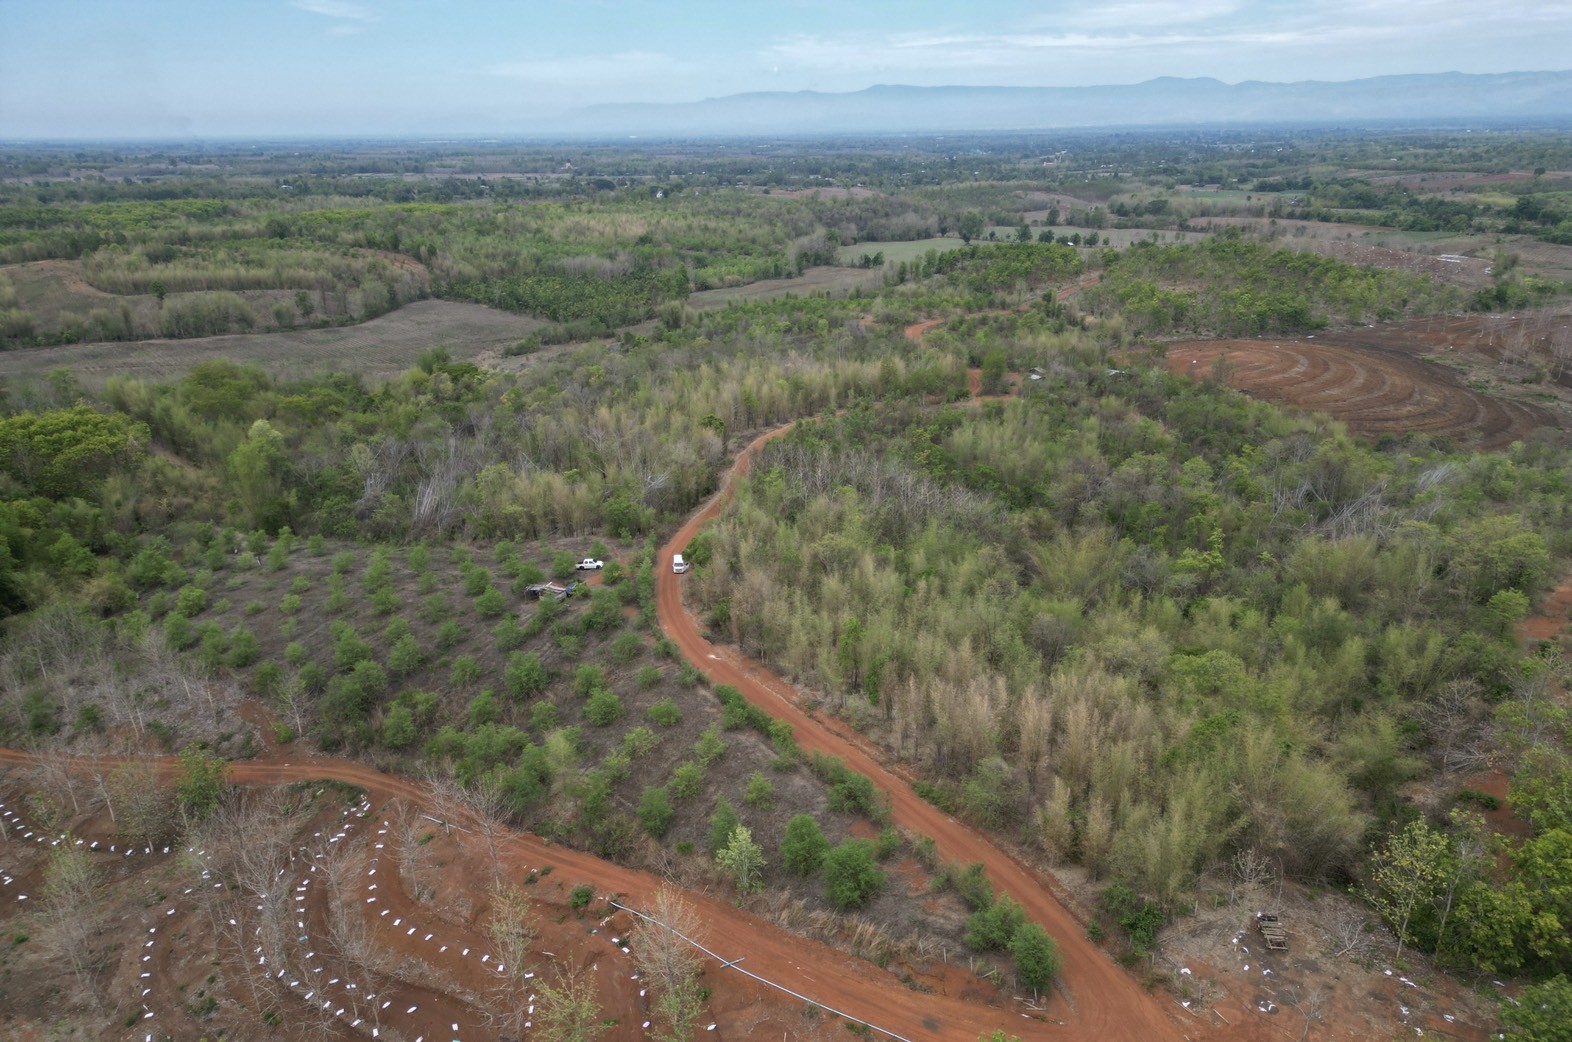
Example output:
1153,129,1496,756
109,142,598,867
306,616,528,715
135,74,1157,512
655,371,1184,1042
0,747,1058,1041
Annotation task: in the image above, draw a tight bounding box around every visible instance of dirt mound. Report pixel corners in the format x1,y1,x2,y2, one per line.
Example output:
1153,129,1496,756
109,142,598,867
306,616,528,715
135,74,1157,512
1166,331,1559,449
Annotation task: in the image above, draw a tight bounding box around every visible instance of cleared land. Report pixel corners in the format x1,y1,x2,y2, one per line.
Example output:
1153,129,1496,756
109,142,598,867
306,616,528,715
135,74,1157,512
0,299,545,383
1165,316,1568,449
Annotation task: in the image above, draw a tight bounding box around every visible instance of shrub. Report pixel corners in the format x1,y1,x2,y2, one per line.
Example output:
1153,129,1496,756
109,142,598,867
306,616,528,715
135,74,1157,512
573,663,605,697
647,698,681,727
551,552,577,581
468,690,500,728
823,839,885,910
708,797,740,856
584,689,624,727
505,652,547,699
450,654,482,688
1101,881,1165,954
227,627,260,668
435,620,467,652
331,551,354,574
174,584,207,618
528,700,560,732
330,622,371,672
388,634,424,676
371,588,400,615
163,613,195,649
670,762,702,800
460,564,490,597
491,617,525,651
279,593,302,615
622,726,659,758
782,814,829,876
694,724,726,768
475,586,506,617
744,773,775,809
308,535,326,556
283,641,308,667
636,664,662,688
383,704,416,749
569,885,593,911
254,661,284,698
638,786,674,837
966,894,1027,951
610,629,643,663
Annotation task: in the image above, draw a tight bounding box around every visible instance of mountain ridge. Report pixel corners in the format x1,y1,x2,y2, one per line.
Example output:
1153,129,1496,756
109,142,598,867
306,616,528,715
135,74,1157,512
550,70,1572,136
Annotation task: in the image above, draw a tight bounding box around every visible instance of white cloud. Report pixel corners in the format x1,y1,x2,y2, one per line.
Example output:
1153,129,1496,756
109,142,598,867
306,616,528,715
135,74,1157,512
289,0,375,22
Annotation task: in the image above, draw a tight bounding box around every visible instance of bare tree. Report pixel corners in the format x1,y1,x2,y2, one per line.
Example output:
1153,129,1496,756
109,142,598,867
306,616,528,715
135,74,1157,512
484,883,539,1036
631,885,707,1042
534,966,608,1042
394,803,435,902
40,840,104,996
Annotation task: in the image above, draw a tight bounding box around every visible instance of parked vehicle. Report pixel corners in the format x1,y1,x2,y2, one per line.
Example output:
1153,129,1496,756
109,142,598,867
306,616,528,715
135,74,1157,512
576,558,604,570
672,553,689,574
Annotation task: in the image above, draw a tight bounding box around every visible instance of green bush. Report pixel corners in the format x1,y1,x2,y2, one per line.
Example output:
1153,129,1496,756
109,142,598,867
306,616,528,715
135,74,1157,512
823,839,885,910
636,664,662,688
708,797,740,856
1011,922,1059,996
383,704,416,749
491,618,525,651
330,622,372,672
505,652,548,699
468,690,499,728
450,654,482,688
163,612,195,649
744,773,775,809
647,698,681,727
621,726,659,758
284,641,307,667
435,620,467,652
694,724,726,768
782,814,829,876
670,762,702,800
573,663,605,697
584,688,624,726
279,593,302,615
475,586,507,617
174,584,208,618
388,634,424,676
227,627,260,667
638,785,674,837
610,629,643,663
528,700,560,732
966,894,1027,951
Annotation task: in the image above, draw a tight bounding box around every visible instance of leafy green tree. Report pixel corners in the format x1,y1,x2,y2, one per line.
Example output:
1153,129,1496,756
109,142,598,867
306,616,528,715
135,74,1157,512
966,893,1027,951
716,824,765,895
958,212,986,244
227,418,290,530
1364,818,1451,962
0,406,148,498
782,814,829,876
1500,975,1572,1042
823,838,885,909
175,745,228,825
1010,921,1059,998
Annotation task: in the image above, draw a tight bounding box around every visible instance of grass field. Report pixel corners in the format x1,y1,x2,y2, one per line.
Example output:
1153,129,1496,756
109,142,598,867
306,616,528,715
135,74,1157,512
834,237,970,265
0,299,546,384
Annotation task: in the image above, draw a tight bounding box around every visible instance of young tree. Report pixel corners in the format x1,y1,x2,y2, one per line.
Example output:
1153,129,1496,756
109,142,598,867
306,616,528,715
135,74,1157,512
1363,818,1451,962
1010,921,1059,999
715,824,765,896
534,966,607,1042
631,885,706,1042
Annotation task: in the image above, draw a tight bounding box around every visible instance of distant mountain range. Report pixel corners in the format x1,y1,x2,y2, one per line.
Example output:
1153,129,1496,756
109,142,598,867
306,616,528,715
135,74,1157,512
554,71,1572,137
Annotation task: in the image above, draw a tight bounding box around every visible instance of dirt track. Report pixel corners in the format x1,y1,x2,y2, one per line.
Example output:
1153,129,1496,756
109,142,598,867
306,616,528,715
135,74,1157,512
0,744,1081,1041
656,423,1184,1041
1165,327,1560,449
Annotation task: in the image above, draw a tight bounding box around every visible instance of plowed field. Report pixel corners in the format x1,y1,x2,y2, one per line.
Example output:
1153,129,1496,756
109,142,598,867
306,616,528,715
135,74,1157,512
1166,321,1565,449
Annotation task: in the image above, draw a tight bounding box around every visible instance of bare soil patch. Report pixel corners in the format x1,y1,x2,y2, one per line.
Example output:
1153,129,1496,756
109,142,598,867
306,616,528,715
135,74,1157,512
0,299,546,383
1166,318,1569,450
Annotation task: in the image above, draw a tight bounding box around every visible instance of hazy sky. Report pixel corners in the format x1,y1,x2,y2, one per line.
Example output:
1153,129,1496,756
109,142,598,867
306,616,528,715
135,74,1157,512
2,0,1569,138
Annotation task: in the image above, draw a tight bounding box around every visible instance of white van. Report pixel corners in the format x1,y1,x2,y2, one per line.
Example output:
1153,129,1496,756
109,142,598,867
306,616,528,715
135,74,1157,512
672,553,689,574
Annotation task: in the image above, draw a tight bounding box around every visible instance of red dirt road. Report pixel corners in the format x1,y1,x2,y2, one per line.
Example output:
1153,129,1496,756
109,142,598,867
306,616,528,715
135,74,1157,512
656,434,1184,1042
0,745,1067,1041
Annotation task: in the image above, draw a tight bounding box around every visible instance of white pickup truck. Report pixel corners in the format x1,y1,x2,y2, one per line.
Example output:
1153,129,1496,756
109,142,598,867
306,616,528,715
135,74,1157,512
576,558,604,570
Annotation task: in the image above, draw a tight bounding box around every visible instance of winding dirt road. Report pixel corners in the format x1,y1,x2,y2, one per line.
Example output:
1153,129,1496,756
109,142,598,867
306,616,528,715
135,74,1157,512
656,408,1183,1041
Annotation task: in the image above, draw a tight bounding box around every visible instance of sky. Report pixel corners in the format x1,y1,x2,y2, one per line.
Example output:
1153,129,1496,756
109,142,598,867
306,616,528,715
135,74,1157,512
2,0,1570,138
